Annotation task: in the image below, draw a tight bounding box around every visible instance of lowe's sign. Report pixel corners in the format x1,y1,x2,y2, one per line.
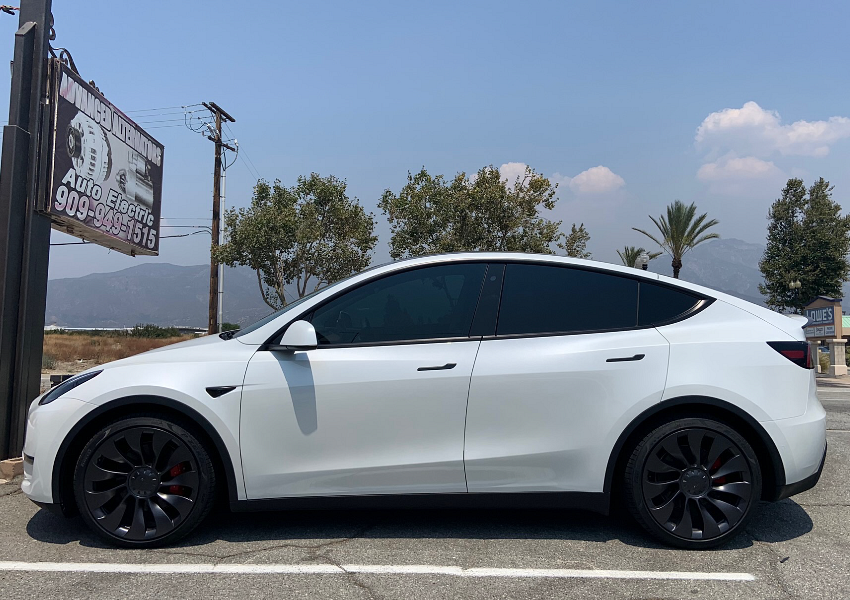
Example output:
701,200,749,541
805,306,835,326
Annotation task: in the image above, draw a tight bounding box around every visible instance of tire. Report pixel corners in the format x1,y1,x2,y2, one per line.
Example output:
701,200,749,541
73,415,216,548
624,417,761,549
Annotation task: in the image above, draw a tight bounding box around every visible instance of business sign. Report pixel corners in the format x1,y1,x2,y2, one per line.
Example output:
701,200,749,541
41,60,164,256
805,306,835,327
806,325,835,338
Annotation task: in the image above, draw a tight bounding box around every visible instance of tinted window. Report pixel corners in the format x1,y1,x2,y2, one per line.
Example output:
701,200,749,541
311,263,487,345
638,282,701,326
234,288,323,338
497,264,638,335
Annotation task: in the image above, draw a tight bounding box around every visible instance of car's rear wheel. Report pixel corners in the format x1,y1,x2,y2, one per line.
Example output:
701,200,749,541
624,417,761,549
73,415,216,548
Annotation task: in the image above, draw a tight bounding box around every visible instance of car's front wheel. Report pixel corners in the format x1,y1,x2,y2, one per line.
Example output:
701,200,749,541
624,417,762,549
73,415,216,548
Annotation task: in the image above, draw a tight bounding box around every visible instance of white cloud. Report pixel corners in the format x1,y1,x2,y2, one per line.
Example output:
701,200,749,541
697,154,785,195
696,101,850,157
498,163,625,195
498,162,529,186
697,154,782,182
566,165,625,194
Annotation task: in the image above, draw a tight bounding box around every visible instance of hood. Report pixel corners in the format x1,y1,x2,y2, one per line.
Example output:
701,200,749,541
99,334,227,368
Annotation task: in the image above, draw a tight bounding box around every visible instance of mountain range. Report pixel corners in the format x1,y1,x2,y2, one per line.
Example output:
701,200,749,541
44,239,848,328
45,263,274,328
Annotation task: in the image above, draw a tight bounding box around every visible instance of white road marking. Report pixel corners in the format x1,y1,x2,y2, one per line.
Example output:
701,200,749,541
0,561,755,581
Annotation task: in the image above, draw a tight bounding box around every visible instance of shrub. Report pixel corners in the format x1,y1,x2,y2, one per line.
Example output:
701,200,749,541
42,353,56,370
221,322,240,332
129,324,181,339
819,352,830,374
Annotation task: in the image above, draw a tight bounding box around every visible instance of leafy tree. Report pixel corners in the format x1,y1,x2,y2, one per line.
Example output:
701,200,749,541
559,223,592,259
759,178,850,313
379,165,565,258
633,200,719,278
617,246,661,268
215,174,377,310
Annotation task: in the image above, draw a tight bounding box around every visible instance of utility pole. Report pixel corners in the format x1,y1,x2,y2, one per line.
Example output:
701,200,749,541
217,168,226,330
0,0,53,459
201,102,235,335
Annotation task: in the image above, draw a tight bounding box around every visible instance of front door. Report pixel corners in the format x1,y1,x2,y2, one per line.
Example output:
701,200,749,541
240,262,488,499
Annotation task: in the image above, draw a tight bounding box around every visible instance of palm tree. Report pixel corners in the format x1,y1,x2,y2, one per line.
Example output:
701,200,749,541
617,246,662,268
633,200,719,278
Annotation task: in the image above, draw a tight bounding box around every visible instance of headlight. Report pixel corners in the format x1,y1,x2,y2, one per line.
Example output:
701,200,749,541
39,370,102,405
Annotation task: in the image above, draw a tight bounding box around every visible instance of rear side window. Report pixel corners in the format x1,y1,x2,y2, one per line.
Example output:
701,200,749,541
310,263,487,345
638,282,702,326
497,264,638,336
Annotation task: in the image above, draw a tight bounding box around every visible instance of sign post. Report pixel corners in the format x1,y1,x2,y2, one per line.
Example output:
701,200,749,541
0,0,53,459
804,296,846,377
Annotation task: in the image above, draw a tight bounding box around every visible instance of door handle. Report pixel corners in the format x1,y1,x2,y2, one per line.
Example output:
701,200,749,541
417,363,457,371
606,354,645,363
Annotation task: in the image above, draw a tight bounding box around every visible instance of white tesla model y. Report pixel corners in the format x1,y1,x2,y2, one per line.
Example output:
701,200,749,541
22,253,826,549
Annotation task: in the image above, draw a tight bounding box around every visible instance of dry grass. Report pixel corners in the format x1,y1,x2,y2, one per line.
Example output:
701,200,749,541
42,334,192,367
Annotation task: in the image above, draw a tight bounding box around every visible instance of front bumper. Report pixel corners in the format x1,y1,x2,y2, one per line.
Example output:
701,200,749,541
20,396,95,505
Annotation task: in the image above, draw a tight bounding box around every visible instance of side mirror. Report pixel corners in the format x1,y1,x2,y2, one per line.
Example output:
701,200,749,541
274,320,318,351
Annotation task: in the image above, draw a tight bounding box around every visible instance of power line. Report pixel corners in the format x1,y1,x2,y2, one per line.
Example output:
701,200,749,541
49,230,210,246
124,103,203,114
132,109,204,119
223,122,261,180
131,118,188,125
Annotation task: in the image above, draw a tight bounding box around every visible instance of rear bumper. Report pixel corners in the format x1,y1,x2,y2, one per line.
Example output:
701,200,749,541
761,377,827,501
774,441,827,501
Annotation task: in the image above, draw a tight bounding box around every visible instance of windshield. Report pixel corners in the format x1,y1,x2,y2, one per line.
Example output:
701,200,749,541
230,273,367,339
228,261,399,340
231,290,322,339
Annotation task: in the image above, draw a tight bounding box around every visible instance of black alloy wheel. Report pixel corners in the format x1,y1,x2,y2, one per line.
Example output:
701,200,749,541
625,418,762,549
74,416,215,548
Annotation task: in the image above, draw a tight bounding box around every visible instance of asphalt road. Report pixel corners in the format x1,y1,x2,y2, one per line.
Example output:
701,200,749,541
1,385,848,600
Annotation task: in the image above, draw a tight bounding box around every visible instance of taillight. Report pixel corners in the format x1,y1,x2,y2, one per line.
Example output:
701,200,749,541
767,341,813,369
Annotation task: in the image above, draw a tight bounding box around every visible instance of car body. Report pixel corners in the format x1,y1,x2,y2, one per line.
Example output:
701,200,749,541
21,252,827,548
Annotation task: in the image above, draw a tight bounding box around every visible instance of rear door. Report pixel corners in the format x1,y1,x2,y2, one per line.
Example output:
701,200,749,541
464,262,671,494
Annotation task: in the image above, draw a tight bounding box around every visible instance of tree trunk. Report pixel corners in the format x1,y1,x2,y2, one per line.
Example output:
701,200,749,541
672,257,682,279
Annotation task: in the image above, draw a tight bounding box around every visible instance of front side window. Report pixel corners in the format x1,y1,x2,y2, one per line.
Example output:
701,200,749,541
497,263,639,336
310,263,487,345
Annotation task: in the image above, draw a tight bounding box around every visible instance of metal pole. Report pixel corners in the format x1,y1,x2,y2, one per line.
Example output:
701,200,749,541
217,168,225,331
0,0,53,459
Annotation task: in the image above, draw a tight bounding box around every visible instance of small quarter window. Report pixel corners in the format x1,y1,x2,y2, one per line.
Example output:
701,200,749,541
638,282,702,326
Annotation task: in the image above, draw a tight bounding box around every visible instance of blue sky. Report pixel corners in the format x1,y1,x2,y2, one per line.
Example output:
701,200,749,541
2,1,849,279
